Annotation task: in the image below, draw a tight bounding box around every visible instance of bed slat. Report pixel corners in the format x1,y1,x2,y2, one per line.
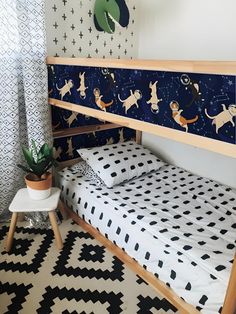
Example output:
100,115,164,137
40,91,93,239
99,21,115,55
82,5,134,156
53,123,121,139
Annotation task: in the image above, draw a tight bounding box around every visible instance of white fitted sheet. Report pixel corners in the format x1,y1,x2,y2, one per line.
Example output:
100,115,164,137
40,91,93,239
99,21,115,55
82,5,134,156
57,164,236,314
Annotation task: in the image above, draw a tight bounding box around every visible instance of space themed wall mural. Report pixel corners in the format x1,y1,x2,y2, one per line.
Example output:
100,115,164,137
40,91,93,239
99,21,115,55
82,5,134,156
52,106,136,162
48,63,236,155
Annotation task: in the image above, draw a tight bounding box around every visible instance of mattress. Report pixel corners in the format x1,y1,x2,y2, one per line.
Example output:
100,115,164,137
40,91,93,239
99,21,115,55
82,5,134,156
57,164,236,314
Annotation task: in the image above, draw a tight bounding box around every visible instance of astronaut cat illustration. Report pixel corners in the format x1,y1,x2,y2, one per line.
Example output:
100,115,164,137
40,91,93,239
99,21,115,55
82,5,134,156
106,137,114,145
205,104,236,134
67,137,74,158
56,79,74,100
118,128,125,142
77,72,88,99
170,101,198,132
180,74,202,107
118,90,142,114
102,68,116,93
93,88,113,111
147,81,162,114
53,146,63,160
64,112,79,128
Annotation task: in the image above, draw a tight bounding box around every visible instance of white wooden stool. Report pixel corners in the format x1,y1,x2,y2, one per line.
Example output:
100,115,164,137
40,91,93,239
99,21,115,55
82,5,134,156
5,187,63,252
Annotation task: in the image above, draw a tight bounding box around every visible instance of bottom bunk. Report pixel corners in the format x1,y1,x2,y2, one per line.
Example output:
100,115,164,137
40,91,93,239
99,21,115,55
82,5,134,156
59,203,198,314
56,156,236,314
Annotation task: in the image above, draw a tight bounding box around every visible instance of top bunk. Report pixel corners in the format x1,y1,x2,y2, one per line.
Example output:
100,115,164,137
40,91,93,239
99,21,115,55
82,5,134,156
47,57,236,158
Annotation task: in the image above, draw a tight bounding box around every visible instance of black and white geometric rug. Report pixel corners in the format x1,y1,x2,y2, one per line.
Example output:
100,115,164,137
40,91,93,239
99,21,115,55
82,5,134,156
0,220,178,313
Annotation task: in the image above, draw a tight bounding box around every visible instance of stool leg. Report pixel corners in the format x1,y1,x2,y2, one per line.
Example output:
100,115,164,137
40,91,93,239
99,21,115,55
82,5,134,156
5,212,18,252
48,211,63,250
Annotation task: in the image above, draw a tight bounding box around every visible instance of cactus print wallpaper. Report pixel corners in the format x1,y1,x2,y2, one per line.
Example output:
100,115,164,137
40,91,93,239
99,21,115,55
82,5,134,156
48,64,236,146
52,107,136,162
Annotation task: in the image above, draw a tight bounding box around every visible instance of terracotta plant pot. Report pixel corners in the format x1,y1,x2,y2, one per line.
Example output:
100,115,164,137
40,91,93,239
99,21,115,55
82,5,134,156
25,172,52,200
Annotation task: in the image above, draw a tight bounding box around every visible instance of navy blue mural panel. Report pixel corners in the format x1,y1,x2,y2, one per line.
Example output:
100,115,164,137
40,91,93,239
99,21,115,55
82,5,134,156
53,127,135,162
48,64,236,145
51,105,136,162
51,106,104,130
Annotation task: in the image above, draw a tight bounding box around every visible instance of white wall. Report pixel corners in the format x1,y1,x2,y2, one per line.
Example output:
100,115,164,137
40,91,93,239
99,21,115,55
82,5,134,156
138,0,236,61
138,0,236,188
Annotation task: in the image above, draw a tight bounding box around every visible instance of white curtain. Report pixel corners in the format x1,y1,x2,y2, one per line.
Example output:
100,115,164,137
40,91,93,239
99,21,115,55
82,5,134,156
0,0,52,221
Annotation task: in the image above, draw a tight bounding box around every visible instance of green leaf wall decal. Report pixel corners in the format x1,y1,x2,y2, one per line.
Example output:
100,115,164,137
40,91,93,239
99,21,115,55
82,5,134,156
94,0,130,34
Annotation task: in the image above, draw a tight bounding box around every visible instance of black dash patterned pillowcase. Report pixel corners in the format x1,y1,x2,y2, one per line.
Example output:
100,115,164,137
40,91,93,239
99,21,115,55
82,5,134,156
68,161,105,186
78,141,165,188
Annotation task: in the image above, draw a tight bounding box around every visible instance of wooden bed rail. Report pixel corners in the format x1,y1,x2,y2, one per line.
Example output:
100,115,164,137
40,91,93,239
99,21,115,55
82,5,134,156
49,98,236,159
47,57,236,75
53,122,121,139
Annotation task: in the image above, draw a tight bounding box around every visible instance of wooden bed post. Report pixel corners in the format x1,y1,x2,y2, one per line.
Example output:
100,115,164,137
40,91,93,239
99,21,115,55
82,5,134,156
136,130,142,144
222,255,236,314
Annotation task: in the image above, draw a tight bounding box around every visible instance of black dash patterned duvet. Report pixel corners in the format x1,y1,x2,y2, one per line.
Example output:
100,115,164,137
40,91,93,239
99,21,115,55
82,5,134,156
57,164,236,314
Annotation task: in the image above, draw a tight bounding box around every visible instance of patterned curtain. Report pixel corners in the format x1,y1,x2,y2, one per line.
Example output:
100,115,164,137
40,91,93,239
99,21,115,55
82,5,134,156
0,0,52,222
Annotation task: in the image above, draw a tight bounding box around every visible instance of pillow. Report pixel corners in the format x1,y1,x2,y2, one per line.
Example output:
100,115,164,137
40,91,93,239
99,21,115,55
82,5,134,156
78,141,165,188
67,161,105,186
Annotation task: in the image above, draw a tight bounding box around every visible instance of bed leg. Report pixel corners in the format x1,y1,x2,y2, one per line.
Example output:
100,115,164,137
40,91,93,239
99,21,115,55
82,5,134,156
222,255,236,314
58,199,69,221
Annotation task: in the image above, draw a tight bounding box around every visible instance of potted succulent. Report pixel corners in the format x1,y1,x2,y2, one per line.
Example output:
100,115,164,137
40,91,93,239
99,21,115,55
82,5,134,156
17,140,57,200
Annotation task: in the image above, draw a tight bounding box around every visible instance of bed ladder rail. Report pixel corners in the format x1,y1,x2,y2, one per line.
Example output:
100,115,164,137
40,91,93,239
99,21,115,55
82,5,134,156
53,122,122,139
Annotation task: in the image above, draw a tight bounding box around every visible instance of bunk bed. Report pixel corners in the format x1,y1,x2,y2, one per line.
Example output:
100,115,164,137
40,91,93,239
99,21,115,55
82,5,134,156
47,57,236,314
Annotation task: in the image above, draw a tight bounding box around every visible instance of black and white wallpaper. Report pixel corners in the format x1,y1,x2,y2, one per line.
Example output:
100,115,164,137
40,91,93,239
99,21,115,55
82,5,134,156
45,0,138,59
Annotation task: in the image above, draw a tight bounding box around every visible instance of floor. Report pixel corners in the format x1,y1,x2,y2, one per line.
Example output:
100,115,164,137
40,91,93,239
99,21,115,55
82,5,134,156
0,219,178,313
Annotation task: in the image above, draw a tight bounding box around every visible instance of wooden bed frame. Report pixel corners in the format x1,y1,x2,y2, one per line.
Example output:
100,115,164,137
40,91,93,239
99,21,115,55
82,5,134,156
48,57,236,158
48,57,236,314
